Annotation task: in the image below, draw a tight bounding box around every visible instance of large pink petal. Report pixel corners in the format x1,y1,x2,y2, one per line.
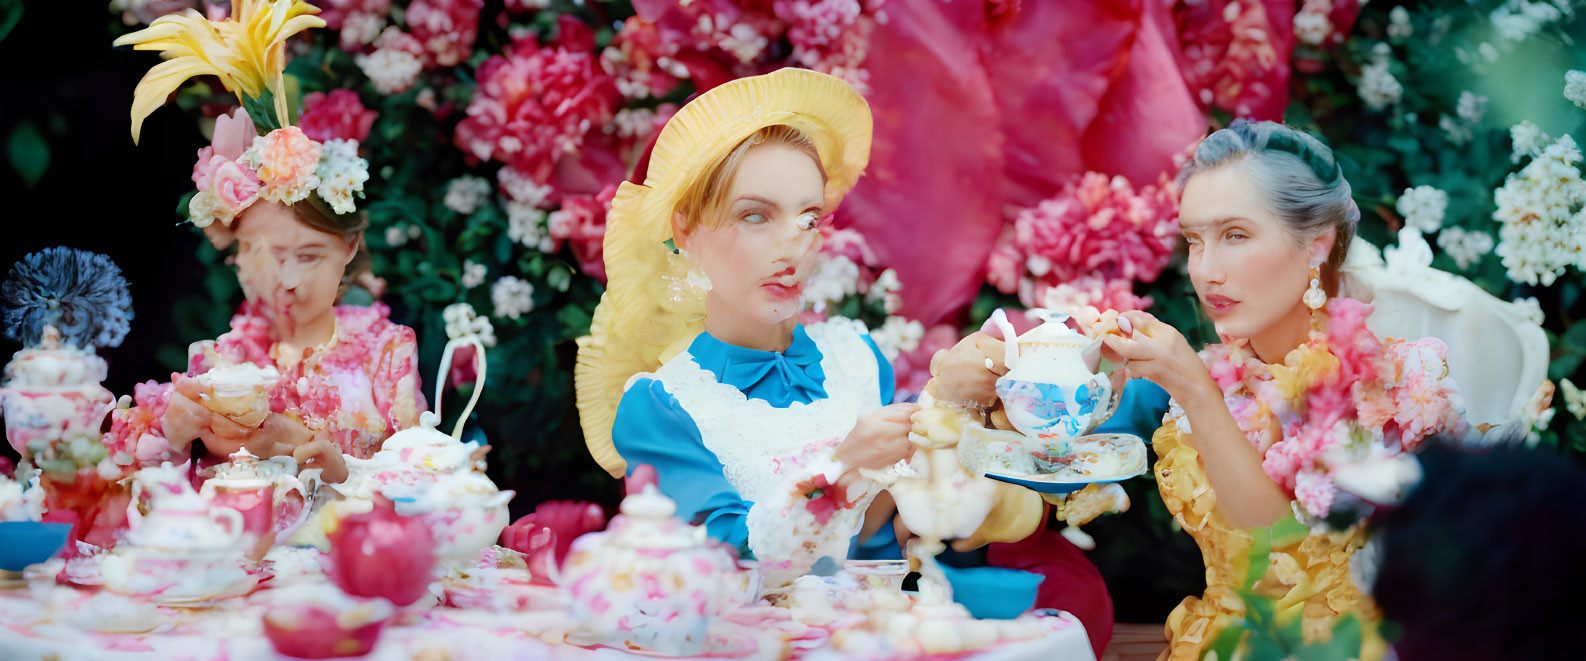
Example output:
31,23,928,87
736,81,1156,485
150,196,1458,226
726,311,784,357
839,0,1003,326
1080,0,1207,184
982,0,1141,208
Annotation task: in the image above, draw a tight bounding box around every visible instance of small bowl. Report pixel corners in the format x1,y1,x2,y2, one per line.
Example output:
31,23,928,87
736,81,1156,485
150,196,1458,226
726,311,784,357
0,522,72,571
844,559,909,592
262,591,393,659
943,566,1045,620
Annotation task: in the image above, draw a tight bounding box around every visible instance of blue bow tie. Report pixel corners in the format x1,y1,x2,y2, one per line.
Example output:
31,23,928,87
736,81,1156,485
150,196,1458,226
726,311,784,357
706,328,828,407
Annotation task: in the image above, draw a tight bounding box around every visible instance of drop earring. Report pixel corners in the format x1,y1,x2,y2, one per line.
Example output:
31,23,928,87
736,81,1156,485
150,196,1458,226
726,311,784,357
1302,266,1326,310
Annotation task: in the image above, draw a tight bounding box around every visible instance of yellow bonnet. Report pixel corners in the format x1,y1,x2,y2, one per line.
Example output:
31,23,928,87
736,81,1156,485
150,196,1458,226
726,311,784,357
575,68,873,478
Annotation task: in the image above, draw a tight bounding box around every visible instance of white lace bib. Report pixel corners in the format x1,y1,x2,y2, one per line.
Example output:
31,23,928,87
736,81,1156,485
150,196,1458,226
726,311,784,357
636,320,884,584
644,319,882,504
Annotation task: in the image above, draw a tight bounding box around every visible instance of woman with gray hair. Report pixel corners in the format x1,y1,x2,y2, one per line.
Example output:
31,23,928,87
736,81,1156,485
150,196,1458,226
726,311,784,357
1102,120,1468,660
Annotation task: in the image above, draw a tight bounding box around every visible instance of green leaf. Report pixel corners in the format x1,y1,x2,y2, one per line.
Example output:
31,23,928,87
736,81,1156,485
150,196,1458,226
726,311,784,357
547,265,572,293
0,0,22,44
1244,526,1273,591
1203,624,1246,661
7,121,49,187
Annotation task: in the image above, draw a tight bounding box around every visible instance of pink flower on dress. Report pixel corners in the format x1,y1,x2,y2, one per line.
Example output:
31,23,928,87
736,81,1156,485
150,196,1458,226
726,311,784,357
1392,368,1455,451
454,20,620,175
1261,438,1305,492
405,0,483,67
1293,467,1336,518
298,90,378,144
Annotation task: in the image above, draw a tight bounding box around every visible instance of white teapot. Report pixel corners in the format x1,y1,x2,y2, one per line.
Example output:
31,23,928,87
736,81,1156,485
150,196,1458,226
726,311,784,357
327,336,513,563
102,464,255,603
988,309,1124,449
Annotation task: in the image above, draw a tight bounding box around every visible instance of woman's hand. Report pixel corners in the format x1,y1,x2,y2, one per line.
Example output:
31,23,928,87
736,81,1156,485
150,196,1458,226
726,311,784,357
1100,311,1217,406
833,403,919,475
926,332,1007,406
162,375,213,453
292,436,349,484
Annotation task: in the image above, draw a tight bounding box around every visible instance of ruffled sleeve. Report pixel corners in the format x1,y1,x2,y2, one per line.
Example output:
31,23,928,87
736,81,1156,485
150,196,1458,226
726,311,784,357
613,377,752,555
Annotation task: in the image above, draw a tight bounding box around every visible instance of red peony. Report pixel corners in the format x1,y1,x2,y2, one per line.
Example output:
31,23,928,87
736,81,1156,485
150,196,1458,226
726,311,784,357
547,185,618,282
406,0,484,67
297,89,378,144
454,19,620,175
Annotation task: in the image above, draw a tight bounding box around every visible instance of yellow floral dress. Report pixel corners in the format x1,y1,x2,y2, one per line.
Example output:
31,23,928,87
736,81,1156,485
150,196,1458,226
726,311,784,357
1153,423,1384,661
1153,298,1465,661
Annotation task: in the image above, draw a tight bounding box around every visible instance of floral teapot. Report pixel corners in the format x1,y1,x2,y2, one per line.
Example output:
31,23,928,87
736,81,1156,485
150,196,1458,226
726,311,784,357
0,325,116,472
102,463,256,603
335,336,513,563
200,448,309,557
561,466,754,656
988,309,1125,448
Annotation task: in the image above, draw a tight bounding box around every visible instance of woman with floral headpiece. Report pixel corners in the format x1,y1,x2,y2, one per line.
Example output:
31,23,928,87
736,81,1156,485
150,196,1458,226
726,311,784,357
1101,120,1471,660
105,0,422,486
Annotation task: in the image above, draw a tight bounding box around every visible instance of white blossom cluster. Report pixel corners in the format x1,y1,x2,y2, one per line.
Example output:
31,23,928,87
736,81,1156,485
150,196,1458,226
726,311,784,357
1358,44,1403,111
1493,127,1586,286
491,276,536,319
1435,226,1495,269
443,303,498,347
803,255,861,314
1396,185,1449,234
444,175,492,215
868,316,925,362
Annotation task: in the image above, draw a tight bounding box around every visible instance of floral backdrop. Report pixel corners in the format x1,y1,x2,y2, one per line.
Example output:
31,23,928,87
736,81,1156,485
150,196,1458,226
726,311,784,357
77,0,1586,618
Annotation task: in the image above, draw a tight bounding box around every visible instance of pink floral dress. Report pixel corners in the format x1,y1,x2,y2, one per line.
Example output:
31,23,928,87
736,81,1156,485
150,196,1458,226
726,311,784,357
106,302,424,464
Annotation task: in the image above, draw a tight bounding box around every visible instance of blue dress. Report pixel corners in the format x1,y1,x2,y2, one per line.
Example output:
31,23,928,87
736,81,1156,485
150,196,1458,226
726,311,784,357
612,323,1170,599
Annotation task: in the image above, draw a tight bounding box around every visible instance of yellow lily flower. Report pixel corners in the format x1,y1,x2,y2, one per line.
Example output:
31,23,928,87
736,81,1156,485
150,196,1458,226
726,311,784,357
115,0,324,144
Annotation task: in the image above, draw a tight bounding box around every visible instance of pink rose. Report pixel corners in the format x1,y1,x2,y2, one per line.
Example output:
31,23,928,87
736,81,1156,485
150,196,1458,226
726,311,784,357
192,146,219,190
209,158,262,210
253,127,321,202
299,89,379,144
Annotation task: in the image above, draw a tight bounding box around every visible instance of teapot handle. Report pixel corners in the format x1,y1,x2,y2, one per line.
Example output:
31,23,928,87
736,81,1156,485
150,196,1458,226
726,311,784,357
433,336,488,441
210,505,246,542
981,309,1020,370
273,474,312,536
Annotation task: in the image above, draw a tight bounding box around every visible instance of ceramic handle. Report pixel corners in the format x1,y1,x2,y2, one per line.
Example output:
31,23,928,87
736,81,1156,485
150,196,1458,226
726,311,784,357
433,336,488,441
210,506,245,543
982,308,1020,370
274,475,312,534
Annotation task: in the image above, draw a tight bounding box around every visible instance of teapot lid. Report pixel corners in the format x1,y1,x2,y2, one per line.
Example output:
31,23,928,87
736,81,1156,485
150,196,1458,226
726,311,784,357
206,448,271,489
606,485,705,551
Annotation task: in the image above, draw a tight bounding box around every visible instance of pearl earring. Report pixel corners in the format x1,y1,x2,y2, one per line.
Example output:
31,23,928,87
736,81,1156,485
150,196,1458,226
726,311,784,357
1302,266,1326,310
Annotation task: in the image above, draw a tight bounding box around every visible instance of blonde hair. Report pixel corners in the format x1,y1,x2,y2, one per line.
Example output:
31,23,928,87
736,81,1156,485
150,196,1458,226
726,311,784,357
675,125,827,232
575,69,874,479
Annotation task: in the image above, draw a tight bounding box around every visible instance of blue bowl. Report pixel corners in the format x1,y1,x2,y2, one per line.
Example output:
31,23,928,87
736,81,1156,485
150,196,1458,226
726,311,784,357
0,521,73,571
941,566,1045,619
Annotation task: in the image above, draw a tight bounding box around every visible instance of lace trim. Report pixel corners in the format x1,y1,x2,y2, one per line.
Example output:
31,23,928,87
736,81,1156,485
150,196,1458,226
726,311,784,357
644,319,882,575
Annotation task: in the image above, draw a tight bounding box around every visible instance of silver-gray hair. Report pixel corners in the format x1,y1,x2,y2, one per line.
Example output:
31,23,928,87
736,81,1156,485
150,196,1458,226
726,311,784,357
1180,120,1360,284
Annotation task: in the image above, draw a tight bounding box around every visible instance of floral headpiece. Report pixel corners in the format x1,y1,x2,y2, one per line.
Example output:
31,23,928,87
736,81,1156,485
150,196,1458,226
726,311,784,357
116,0,370,228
